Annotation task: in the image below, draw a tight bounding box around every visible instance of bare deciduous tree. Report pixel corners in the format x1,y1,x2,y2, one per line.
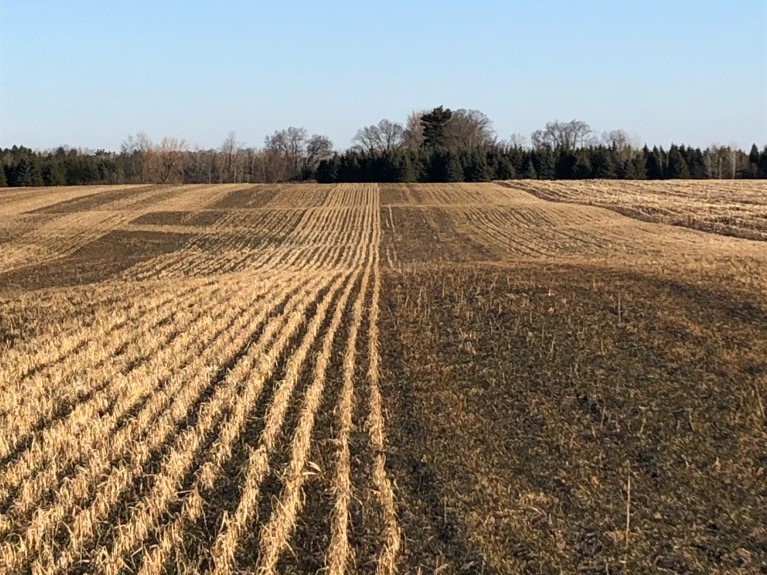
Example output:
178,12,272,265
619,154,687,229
602,129,632,149
352,119,404,153
220,131,241,183
403,111,426,150
378,119,404,151
532,120,595,151
705,144,738,179
603,130,639,167
506,133,528,148
445,109,495,149
352,125,381,153
120,132,153,182
265,127,308,180
305,135,334,172
153,137,187,184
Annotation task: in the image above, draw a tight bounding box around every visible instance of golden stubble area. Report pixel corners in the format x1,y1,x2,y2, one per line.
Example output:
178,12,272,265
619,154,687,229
0,181,765,574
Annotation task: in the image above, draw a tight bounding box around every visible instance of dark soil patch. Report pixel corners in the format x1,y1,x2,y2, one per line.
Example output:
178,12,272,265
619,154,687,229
0,215,61,245
184,210,229,226
132,210,228,227
0,230,190,291
382,206,494,266
29,186,157,214
379,184,411,206
132,211,189,226
379,262,767,574
208,186,281,209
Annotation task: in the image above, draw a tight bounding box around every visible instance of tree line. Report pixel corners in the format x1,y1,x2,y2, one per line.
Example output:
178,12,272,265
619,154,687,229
2,108,766,186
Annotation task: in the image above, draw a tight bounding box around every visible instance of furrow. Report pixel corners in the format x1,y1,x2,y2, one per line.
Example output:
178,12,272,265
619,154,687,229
68,273,330,575
135,271,333,575
0,276,288,574
254,262,362,575
326,261,373,574
207,271,352,575
0,281,217,458
0,282,234,511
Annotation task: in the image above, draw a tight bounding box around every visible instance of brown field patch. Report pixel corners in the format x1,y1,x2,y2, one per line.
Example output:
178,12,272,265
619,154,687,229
380,263,767,573
504,179,767,241
132,210,228,227
29,185,158,213
0,230,191,291
0,182,764,574
208,185,282,209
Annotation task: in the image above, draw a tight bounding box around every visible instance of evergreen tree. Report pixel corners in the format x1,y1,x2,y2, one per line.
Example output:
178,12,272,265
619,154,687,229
428,151,463,182
555,151,578,179
536,147,556,178
592,148,616,178
667,145,690,178
394,152,418,182
493,154,515,180
463,148,491,182
65,157,86,185
0,164,6,187
759,146,767,178
426,152,445,182
523,158,537,179
339,153,362,182
748,144,761,178
316,156,339,183
421,106,452,149
506,146,526,174
13,158,32,186
624,154,646,179
445,151,464,182
28,157,44,186
646,146,664,179
686,147,707,179
573,153,593,179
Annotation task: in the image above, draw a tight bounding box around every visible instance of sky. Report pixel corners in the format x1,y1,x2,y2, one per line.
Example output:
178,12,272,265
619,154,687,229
1,0,765,151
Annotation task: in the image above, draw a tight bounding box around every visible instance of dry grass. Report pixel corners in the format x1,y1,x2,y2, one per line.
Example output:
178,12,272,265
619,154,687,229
505,179,767,240
0,181,763,573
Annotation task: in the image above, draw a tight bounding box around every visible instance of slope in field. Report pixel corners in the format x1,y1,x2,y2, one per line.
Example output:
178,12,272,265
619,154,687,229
1,181,765,574
506,179,767,241
0,183,400,575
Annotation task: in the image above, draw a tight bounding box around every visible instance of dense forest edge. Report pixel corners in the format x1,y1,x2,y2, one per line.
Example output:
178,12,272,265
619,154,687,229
3,106,766,186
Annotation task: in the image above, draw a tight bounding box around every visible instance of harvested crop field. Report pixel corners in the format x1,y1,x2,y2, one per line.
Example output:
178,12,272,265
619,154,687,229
506,179,767,241
0,182,765,574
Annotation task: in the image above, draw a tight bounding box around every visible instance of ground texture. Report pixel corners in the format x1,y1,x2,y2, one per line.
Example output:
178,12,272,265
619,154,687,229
1,181,765,574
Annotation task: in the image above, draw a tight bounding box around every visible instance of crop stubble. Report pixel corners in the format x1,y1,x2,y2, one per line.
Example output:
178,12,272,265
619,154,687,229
0,181,764,573
0,183,398,574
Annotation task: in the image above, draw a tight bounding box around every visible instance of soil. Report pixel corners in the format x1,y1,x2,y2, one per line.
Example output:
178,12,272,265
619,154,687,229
2,183,765,574
0,230,191,292
379,263,767,574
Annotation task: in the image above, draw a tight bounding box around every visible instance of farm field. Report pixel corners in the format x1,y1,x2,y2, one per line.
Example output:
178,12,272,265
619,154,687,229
0,181,766,574
507,179,767,241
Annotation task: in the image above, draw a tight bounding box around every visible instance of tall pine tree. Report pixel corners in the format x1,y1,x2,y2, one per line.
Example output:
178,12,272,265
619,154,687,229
463,148,491,181
646,146,665,179
421,106,452,150
748,144,761,178
667,145,690,178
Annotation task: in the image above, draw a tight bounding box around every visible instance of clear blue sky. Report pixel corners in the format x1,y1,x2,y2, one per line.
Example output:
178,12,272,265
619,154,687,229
1,0,765,151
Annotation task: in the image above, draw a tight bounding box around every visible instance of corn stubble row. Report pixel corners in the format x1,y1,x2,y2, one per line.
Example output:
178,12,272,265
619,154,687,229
392,182,767,273
0,183,399,574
